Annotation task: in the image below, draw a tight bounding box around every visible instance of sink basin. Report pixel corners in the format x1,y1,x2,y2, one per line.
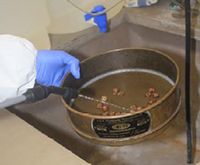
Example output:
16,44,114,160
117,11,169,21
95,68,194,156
8,21,200,165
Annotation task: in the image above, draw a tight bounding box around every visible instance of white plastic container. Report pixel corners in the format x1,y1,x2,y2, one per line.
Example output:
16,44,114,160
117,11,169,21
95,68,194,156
124,0,159,7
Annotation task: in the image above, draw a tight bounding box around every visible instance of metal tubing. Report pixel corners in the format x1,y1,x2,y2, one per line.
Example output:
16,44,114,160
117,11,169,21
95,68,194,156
184,0,193,163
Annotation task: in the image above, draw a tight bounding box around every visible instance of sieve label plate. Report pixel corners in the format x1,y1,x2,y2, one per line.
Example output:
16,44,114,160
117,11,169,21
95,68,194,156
92,113,151,138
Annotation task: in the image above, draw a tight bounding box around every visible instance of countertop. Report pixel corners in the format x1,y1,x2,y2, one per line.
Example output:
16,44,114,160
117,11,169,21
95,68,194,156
0,109,89,165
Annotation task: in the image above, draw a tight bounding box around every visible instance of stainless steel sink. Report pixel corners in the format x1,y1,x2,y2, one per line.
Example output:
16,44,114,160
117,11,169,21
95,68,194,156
8,22,200,165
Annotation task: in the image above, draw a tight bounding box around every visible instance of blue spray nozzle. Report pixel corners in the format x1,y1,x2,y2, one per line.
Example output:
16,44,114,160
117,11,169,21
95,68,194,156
84,5,108,33
91,5,105,13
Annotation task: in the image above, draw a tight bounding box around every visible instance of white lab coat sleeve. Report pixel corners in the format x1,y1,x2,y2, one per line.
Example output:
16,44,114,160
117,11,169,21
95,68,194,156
0,34,37,103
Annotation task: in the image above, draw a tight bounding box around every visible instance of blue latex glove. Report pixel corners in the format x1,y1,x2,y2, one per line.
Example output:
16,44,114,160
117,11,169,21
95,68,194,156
36,50,80,87
84,5,108,33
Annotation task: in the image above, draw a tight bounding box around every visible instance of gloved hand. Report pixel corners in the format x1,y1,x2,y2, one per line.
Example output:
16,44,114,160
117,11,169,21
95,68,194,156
36,50,80,87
